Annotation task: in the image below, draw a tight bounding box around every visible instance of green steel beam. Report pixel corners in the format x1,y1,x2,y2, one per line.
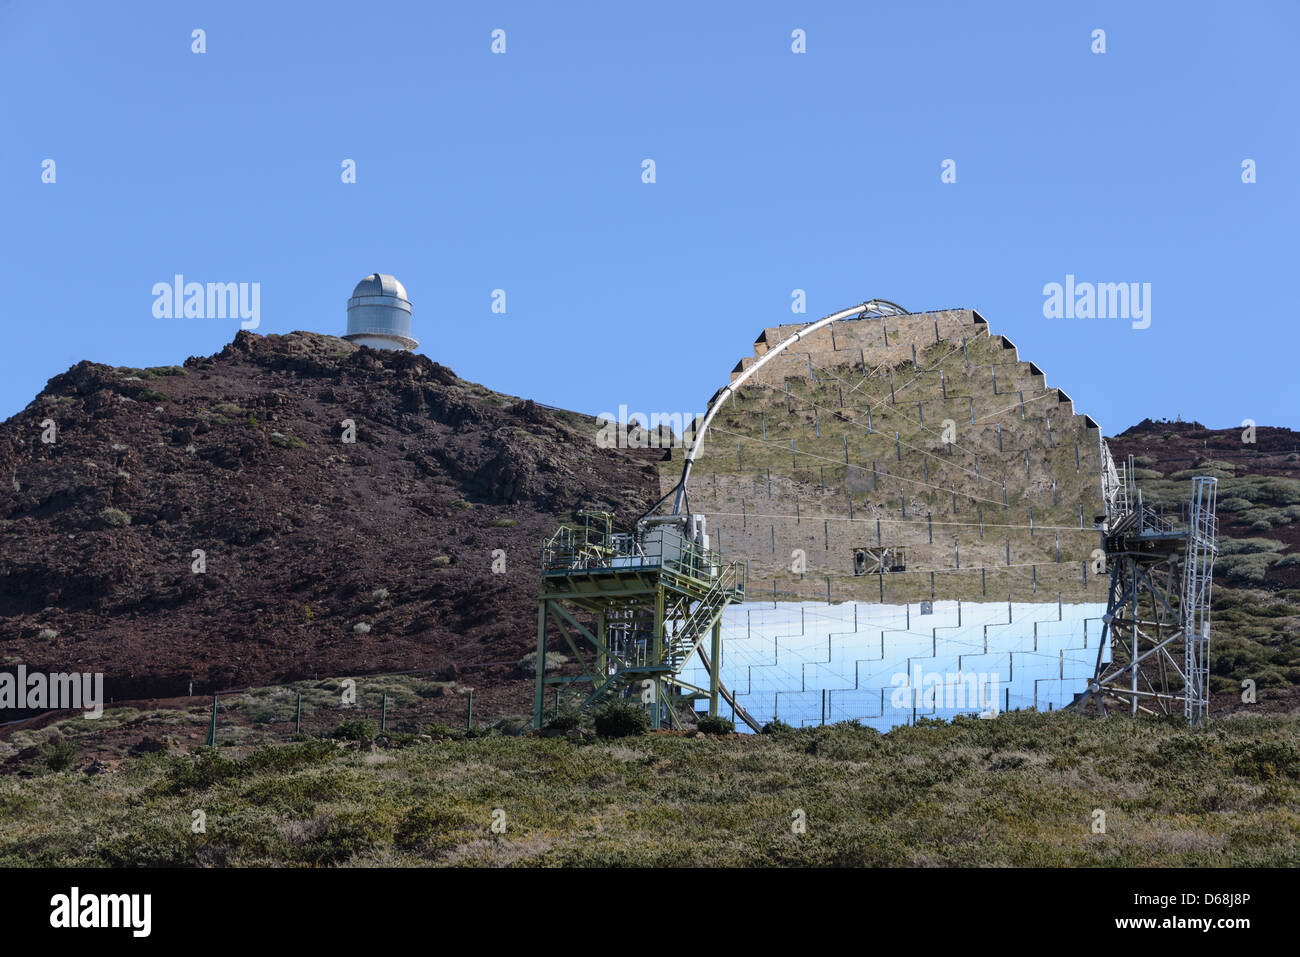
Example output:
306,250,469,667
533,600,547,729
709,620,722,718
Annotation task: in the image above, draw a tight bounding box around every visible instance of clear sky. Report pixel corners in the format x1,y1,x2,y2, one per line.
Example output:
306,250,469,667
2,1,1296,431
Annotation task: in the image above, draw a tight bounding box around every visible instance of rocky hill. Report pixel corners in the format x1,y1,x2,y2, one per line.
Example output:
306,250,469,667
1108,418,1300,590
0,331,661,702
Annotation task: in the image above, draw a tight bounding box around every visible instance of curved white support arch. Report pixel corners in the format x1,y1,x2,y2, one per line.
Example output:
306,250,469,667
665,300,905,517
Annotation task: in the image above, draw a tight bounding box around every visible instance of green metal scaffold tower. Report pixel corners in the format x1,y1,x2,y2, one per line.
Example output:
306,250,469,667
533,510,753,730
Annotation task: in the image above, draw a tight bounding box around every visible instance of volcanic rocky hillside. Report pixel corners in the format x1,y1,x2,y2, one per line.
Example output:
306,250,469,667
0,331,662,699
1108,419,1300,591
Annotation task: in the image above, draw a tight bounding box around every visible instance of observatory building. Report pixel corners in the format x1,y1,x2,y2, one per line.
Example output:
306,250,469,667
343,273,418,351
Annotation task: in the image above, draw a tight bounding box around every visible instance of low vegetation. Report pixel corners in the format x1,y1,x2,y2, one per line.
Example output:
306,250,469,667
1,711,1297,866
98,507,131,527
593,702,650,738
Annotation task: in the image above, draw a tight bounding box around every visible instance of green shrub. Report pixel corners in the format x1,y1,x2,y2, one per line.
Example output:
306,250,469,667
517,651,567,675
39,737,77,772
241,740,334,773
1218,553,1279,583
593,703,650,738
99,507,131,527
424,723,466,740
269,432,307,450
762,719,795,735
490,717,530,737
544,712,581,732
371,587,389,601
697,715,735,735
1219,538,1284,555
331,719,374,742
430,555,451,567
160,747,242,793
491,518,517,527
1232,742,1300,782
396,804,469,850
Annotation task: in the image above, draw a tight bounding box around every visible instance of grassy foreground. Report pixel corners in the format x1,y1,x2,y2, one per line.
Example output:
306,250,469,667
2,710,1299,867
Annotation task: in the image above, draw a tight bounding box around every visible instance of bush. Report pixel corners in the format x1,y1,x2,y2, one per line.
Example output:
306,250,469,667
353,622,371,635
696,715,734,735
37,628,58,640
430,555,451,567
269,432,307,450
491,518,517,527
762,719,795,735
593,703,650,738
424,723,466,740
1218,497,1253,513
159,747,242,793
1218,553,1279,583
371,588,389,601
99,507,131,527
490,717,530,737
331,719,374,742
544,712,581,732
1219,537,1284,555
517,651,567,675
39,736,78,772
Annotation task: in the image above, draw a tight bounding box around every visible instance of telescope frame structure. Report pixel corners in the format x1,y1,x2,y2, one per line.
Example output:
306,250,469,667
533,510,754,731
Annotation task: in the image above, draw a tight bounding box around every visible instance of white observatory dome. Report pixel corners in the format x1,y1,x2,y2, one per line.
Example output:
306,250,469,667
343,273,418,351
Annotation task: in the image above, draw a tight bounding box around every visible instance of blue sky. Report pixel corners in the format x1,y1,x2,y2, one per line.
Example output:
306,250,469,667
2,1,1296,431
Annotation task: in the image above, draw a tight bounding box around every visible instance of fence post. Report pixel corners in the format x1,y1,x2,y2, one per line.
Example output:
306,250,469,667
381,693,387,732
466,690,473,731
295,693,302,734
205,694,217,747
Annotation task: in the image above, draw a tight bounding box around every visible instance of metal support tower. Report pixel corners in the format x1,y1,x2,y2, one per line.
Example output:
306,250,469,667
533,510,755,730
1071,458,1219,724
1182,477,1218,724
